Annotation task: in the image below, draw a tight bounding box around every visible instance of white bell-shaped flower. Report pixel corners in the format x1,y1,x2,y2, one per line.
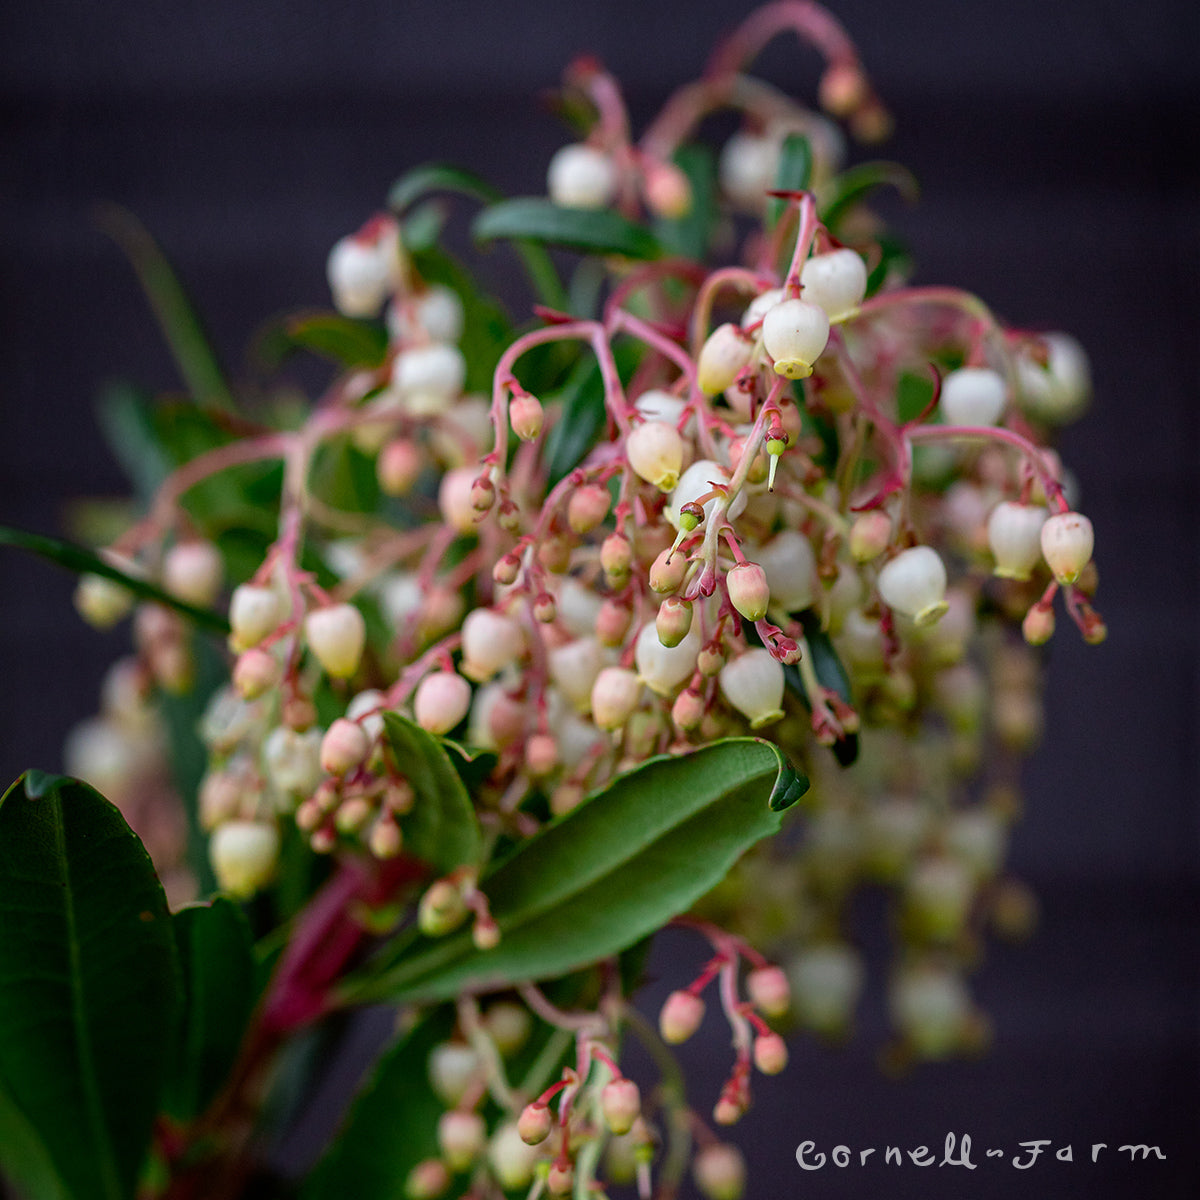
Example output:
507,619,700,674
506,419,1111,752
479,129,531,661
877,545,948,626
740,286,785,329
547,143,618,210
263,726,323,798
719,648,785,728
548,637,606,712
1040,511,1094,584
461,608,523,681
761,297,830,379
1015,332,1091,424
940,366,1007,427
305,603,366,679
718,130,779,210
327,236,389,318
390,343,467,414
210,820,280,899
634,621,701,695
625,419,685,491
800,249,867,323
697,323,753,394
754,529,817,611
986,501,1048,580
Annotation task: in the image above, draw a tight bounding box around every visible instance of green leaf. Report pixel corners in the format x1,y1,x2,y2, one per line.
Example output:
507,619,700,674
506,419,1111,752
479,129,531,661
382,712,483,873
163,898,258,1122
653,143,717,261
0,773,182,1200
96,383,176,504
819,161,919,233
387,163,503,214
473,198,663,262
345,739,804,1005
542,357,608,486
301,1007,455,1200
781,615,859,767
0,524,229,635
767,133,814,230
96,205,235,411
272,313,390,369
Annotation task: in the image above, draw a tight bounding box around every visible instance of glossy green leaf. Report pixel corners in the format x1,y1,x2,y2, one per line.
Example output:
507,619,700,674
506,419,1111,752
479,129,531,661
273,313,390,369
382,712,483,873
400,200,448,253
654,143,717,261
543,357,609,486
346,739,804,1005
301,1007,455,1200
0,524,229,635
767,133,814,230
96,383,176,504
782,615,859,766
162,898,259,1122
0,773,182,1200
96,206,234,411
473,198,663,261
387,162,503,214
819,161,918,232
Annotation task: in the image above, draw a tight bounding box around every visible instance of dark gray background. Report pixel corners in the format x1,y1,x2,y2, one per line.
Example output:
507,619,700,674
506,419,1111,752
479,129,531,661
1,1,1198,1197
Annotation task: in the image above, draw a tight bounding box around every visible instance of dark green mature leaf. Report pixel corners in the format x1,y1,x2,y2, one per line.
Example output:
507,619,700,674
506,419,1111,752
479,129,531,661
301,1007,455,1200
97,383,176,504
96,205,235,411
163,899,258,1122
388,163,503,213
819,161,918,233
653,144,717,261
273,313,390,369
345,739,804,1005
0,524,229,635
383,713,483,873
781,615,859,766
543,358,608,486
0,774,182,1200
767,133,814,230
474,198,663,262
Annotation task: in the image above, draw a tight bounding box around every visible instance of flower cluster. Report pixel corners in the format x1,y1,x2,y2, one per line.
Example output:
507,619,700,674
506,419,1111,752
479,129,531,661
61,3,1103,1196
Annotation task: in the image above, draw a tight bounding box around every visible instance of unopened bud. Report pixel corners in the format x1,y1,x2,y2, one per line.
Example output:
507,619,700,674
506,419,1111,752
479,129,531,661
209,820,280,899
753,1032,788,1075
659,989,704,1044
437,1109,485,1172
726,562,770,622
233,648,280,699
601,1078,641,1135
378,437,423,496
229,583,283,651
591,667,642,731
414,670,472,735
712,1095,744,1126
656,596,694,648
595,599,633,646
672,685,706,732
849,510,892,563
567,483,611,534
533,592,557,623
819,61,869,117
320,718,370,776
470,473,495,513
509,393,544,441
626,419,684,492
524,732,559,776
547,1162,573,1196
694,1143,746,1200
493,553,522,586
163,540,223,607
537,535,572,575
518,1103,552,1146
649,548,687,593
1022,600,1055,645
305,603,366,679
643,158,692,219
746,964,791,1017
1040,511,1094,585
419,877,470,936
601,533,633,587
698,323,753,395
405,1159,450,1200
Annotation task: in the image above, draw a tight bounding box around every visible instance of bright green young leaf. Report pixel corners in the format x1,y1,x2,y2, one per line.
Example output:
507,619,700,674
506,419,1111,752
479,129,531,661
0,524,229,635
96,205,235,411
300,1007,455,1200
473,198,663,262
0,773,182,1200
345,739,806,1005
382,713,483,873
767,133,814,230
162,898,259,1122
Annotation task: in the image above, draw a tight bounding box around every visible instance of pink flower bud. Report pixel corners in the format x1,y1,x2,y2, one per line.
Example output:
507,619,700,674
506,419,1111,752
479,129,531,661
163,540,224,607
601,1078,641,1135
378,437,423,496
517,1103,552,1146
753,1032,788,1075
595,599,633,647
591,667,642,731
414,671,472,735
643,158,692,218
694,1143,746,1200
712,1095,743,1126
671,686,706,732
600,533,633,586
233,648,280,699
532,592,557,623
818,62,868,116
470,473,495,513
1040,510,1094,584
369,815,403,859
848,510,892,563
726,562,770,622
493,553,522,586
1022,600,1056,646
524,733,559,777
649,547,688,593
405,1159,450,1200
697,644,724,676
437,1109,485,1172
419,878,470,936
509,393,544,441
567,484,611,534
659,989,704,1044
626,419,685,491
656,596,694,648
697,323,752,395
547,1162,574,1196
438,464,483,534
305,603,367,678
320,718,370,775
746,964,791,1017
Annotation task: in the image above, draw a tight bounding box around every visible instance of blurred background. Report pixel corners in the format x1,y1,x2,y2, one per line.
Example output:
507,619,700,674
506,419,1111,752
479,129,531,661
1,1,1197,1197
